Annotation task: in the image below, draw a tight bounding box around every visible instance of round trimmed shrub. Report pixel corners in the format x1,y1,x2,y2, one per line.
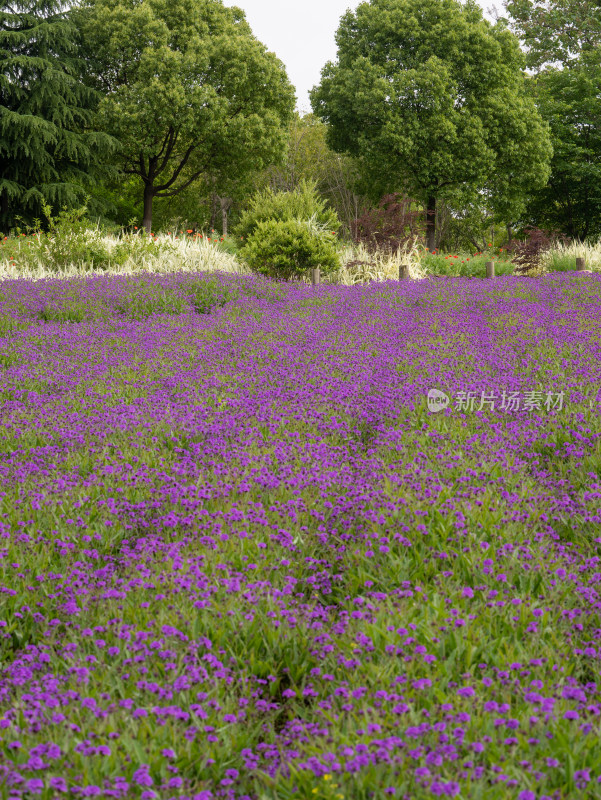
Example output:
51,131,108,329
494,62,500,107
240,218,340,281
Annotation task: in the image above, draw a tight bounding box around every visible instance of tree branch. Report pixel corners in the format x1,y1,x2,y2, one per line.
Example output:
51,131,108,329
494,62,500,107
156,126,174,163
155,127,177,177
153,143,197,192
155,166,207,197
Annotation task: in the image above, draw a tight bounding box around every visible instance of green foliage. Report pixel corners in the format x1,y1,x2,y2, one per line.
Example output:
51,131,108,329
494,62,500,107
111,291,189,319
259,112,366,236
0,0,116,232
4,203,174,272
264,113,339,192
545,254,585,272
235,180,341,243
519,54,601,241
240,218,340,281
76,0,296,232
109,232,176,267
503,0,601,70
182,278,236,313
87,174,144,230
10,203,113,270
421,251,515,276
208,233,241,255
435,199,500,253
37,204,114,270
503,2,601,241
310,0,553,243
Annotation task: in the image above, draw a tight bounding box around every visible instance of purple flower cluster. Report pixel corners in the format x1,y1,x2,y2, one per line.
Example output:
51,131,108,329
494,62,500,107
0,272,600,799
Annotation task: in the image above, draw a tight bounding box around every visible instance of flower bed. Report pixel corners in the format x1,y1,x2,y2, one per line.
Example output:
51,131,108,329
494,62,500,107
0,273,600,799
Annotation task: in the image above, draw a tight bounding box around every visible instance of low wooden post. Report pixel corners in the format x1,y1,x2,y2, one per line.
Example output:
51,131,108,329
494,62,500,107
486,261,495,279
311,266,320,285
576,257,586,271
399,264,410,280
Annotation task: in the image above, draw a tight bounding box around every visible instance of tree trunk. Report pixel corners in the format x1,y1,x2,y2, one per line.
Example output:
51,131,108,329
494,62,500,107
218,196,233,236
143,184,154,234
209,193,218,231
426,195,436,252
506,223,513,246
1,189,8,230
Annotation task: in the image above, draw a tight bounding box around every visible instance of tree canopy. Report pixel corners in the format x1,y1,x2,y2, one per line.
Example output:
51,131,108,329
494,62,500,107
502,0,601,241
260,112,366,235
310,0,553,250
503,0,601,70
76,0,296,232
0,0,114,231
520,52,601,241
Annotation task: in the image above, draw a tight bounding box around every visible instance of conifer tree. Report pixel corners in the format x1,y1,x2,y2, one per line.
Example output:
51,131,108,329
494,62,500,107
0,0,114,231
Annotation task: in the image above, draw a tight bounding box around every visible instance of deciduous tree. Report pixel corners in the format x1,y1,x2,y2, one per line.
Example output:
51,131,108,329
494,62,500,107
76,0,295,233
503,0,601,70
261,112,367,237
310,0,552,251
521,53,601,241
502,0,601,241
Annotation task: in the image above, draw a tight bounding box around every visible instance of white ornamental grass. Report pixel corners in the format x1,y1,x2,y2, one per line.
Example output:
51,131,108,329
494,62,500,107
0,231,247,282
540,239,601,272
333,239,426,285
21,226,601,284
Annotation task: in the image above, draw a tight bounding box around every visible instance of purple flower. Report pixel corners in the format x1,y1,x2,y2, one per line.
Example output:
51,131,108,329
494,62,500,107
133,767,153,787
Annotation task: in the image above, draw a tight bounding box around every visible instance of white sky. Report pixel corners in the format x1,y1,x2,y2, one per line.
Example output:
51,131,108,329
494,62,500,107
223,0,505,113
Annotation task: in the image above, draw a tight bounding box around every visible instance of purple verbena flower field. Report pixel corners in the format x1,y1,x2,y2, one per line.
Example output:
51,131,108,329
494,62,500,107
0,271,600,800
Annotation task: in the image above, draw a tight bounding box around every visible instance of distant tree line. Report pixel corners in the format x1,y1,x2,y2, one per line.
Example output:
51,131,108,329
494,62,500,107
1,0,600,248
